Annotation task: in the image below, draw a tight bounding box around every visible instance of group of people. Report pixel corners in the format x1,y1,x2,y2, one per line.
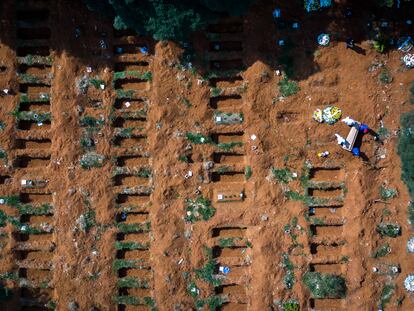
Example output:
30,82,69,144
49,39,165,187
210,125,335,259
335,117,379,157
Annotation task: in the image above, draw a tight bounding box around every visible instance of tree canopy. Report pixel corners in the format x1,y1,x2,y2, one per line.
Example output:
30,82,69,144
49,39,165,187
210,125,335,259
83,0,255,42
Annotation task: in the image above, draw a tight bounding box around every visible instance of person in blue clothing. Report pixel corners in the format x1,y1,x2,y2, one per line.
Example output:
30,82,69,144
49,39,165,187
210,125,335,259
352,147,360,157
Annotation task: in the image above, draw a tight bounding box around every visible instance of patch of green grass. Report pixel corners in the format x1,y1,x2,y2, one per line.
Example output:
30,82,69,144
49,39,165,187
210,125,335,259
113,70,152,81
379,185,397,200
398,112,414,229
271,167,295,184
303,272,347,299
410,81,414,104
245,166,252,180
117,277,149,289
80,116,104,127
379,284,394,310
89,78,105,89
378,127,390,139
376,223,401,238
0,149,7,165
116,89,135,99
195,295,226,311
282,253,295,289
282,301,300,311
216,141,243,151
218,237,239,248
77,210,96,233
371,243,391,258
112,259,146,271
379,66,393,84
181,98,192,108
210,87,223,97
187,280,200,298
186,132,212,144
185,197,216,223
278,76,300,97
115,241,150,250
178,155,190,163
195,248,221,286
117,222,151,233
12,110,51,122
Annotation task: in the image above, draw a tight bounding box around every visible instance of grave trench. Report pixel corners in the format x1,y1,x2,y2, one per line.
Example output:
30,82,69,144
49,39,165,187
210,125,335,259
210,59,244,71
307,167,347,310
14,138,51,150
13,155,51,169
209,41,243,52
207,23,243,34
17,119,51,131
210,226,250,309
210,95,243,110
112,30,155,309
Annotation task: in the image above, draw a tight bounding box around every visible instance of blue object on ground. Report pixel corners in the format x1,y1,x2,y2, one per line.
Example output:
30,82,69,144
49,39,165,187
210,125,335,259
140,46,149,54
352,147,360,157
121,212,127,220
278,40,285,46
221,266,230,274
272,8,281,19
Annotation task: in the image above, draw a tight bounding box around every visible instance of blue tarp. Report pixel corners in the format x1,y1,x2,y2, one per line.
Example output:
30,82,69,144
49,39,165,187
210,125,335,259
305,0,332,12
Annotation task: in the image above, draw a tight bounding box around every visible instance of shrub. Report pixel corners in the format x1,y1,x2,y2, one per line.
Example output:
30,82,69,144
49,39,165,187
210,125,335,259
283,301,300,311
195,248,221,286
376,223,401,238
117,277,149,289
302,272,347,298
282,253,295,289
278,76,300,97
186,132,212,144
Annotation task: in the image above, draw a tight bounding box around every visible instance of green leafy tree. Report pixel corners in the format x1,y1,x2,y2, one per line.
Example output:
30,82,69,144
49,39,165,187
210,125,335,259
83,0,255,42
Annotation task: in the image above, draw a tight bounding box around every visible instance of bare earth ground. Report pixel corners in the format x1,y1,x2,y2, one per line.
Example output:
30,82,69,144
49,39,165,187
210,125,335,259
0,0,414,310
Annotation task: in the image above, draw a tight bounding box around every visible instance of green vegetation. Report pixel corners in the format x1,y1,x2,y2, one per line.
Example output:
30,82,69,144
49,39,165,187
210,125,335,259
379,66,393,84
195,295,226,311
178,155,190,163
187,281,200,298
77,210,96,233
113,296,156,309
0,149,7,165
195,248,221,286
80,152,105,169
271,167,296,184
185,197,216,222
83,0,255,42
245,166,252,180
398,112,414,228
89,78,105,89
302,272,347,299
371,243,391,258
278,76,300,97
378,126,390,139
379,284,394,310
117,222,151,233
115,241,150,250
19,92,50,103
116,89,136,99
376,223,401,238
113,70,152,81
80,116,105,127
113,259,146,271
210,87,223,97
0,121,5,131
117,277,149,289
282,253,295,289
379,185,397,200
282,301,300,311
218,237,240,248
12,110,51,122
373,37,387,53
186,132,212,144
17,55,52,66
410,81,414,104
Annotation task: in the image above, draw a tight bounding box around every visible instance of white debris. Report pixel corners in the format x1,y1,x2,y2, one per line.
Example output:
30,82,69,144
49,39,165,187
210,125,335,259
125,101,131,107
86,67,92,73
408,237,414,253
0,199,4,205
187,171,193,177
178,258,184,265
404,275,414,292
21,179,26,186
2,89,9,94
251,134,257,141
217,194,223,200
99,83,105,90
216,116,222,122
